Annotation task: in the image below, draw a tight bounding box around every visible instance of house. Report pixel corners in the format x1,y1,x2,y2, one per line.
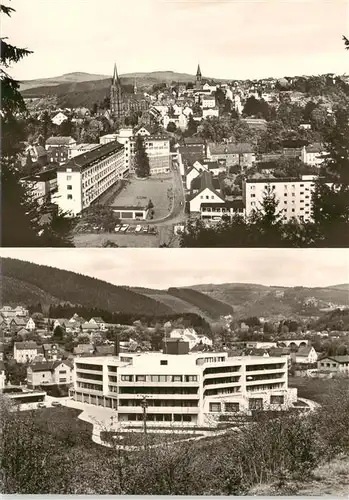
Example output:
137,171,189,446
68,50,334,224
301,143,326,167
73,344,95,357
0,343,4,361
42,343,60,361
27,360,73,388
292,346,318,364
45,136,77,165
317,356,349,375
89,317,106,330
186,166,201,190
53,319,70,330
9,317,28,332
193,159,226,177
202,107,219,119
197,334,213,347
51,112,68,126
241,118,267,130
188,170,225,213
26,318,37,331
13,342,39,363
207,142,255,169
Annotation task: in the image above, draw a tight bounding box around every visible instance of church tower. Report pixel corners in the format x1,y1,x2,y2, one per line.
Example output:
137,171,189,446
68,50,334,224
110,63,122,118
134,78,138,95
195,63,202,89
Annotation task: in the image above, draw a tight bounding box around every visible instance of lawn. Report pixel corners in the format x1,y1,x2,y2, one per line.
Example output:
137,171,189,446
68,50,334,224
109,174,174,220
289,376,344,403
73,231,160,247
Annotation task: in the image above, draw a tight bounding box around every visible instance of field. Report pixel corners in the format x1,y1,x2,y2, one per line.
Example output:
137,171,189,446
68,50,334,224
109,175,174,220
73,231,160,247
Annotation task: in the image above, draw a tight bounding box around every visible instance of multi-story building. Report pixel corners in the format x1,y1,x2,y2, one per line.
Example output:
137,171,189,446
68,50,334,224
55,141,125,216
207,143,255,169
21,169,58,206
116,126,171,175
243,174,319,222
45,136,77,165
14,342,39,364
68,143,100,159
301,143,326,167
69,344,297,428
27,360,73,389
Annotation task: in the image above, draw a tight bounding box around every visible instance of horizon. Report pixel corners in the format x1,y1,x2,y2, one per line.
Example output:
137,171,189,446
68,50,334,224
1,249,348,290
3,0,348,81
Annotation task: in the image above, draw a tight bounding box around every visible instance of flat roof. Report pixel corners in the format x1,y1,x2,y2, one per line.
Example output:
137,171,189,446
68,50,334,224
58,141,124,172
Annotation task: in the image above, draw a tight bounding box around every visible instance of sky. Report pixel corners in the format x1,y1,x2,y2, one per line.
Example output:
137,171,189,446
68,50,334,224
3,0,348,81
0,248,348,289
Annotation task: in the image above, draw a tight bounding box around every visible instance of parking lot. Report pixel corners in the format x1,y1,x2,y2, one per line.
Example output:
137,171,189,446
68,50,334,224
109,174,174,220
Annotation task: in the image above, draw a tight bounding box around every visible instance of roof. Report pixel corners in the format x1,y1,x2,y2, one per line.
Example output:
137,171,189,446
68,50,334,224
73,344,94,354
94,345,114,356
10,317,27,326
306,143,324,153
46,136,75,146
14,342,38,350
29,360,72,372
297,346,313,356
189,171,224,201
58,141,124,173
319,355,349,364
208,142,254,155
91,317,104,323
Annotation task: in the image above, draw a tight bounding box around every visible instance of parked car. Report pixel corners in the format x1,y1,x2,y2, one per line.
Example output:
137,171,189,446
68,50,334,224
142,226,149,233
52,401,62,407
120,224,129,232
127,226,136,233
114,225,121,232
37,402,46,408
135,225,142,232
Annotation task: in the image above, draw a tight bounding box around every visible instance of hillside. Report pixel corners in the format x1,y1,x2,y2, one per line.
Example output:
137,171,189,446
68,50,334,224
167,287,235,319
20,72,110,92
1,258,172,317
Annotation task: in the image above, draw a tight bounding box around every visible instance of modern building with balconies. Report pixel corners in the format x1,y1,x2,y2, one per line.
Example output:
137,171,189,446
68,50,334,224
69,341,297,428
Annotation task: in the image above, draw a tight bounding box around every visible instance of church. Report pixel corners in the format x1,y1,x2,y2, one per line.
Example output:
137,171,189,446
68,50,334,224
109,63,148,120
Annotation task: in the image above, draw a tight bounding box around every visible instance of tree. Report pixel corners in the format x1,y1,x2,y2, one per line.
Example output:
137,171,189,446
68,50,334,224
53,325,65,341
134,135,150,178
1,3,75,248
166,122,177,133
310,109,349,246
186,114,198,136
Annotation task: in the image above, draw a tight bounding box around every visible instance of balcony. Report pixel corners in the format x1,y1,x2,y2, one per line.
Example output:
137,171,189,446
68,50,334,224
245,367,286,376
76,376,103,385
246,377,285,386
118,380,199,387
117,406,199,414
117,392,199,400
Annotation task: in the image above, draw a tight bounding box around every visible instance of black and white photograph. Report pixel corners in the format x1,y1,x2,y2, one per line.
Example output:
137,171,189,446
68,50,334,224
1,0,349,248
0,248,348,495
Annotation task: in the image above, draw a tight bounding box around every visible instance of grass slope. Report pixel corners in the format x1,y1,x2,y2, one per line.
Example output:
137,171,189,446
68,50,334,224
1,258,173,316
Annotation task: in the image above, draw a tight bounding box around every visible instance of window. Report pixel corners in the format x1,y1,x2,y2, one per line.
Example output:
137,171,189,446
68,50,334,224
209,402,221,412
160,360,168,366
136,375,146,382
251,194,256,198
185,375,198,382
206,196,209,199
225,402,239,412
67,175,72,180
121,375,133,382
67,185,72,190
172,375,182,382
249,398,263,410
270,395,284,405
67,195,72,200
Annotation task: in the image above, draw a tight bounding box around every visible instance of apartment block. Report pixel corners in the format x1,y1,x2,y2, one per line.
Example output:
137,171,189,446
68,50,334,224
243,174,319,222
55,141,125,216
69,346,297,428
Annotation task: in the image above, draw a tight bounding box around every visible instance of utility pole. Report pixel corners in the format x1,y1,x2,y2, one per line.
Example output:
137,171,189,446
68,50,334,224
140,396,148,451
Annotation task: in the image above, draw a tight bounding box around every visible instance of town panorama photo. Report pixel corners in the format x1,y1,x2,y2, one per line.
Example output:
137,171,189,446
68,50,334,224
2,0,349,248
0,248,348,496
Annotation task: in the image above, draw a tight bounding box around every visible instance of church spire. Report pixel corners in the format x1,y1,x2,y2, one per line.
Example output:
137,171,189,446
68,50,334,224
196,63,202,79
112,63,120,85
134,78,137,94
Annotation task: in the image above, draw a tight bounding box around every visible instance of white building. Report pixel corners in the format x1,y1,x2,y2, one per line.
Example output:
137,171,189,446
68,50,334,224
68,143,100,159
301,144,326,167
69,349,297,428
202,107,220,119
0,362,5,391
317,356,349,375
21,169,58,206
243,175,319,222
99,134,119,145
26,318,36,331
201,94,216,108
14,342,39,364
55,141,126,216
51,112,68,126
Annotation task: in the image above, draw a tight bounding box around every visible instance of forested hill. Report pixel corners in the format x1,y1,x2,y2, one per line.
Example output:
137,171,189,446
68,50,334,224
1,258,172,316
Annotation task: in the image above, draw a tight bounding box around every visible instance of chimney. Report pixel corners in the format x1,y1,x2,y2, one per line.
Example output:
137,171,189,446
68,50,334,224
114,337,120,356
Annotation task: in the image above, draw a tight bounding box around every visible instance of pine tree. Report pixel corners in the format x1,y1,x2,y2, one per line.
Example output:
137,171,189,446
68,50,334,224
134,135,150,178
248,184,284,246
1,2,75,247
311,109,349,246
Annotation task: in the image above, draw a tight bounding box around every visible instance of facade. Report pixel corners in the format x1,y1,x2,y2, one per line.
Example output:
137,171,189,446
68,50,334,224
14,342,39,364
317,356,349,375
201,94,216,108
188,171,225,213
243,175,318,222
45,136,76,165
51,112,68,126
55,141,126,216
301,143,326,167
110,64,148,120
0,361,5,391
68,143,100,159
112,206,149,220
27,360,73,388
99,134,119,145
21,169,58,206
292,346,318,364
117,126,171,175
207,143,255,169
69,349,297,427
